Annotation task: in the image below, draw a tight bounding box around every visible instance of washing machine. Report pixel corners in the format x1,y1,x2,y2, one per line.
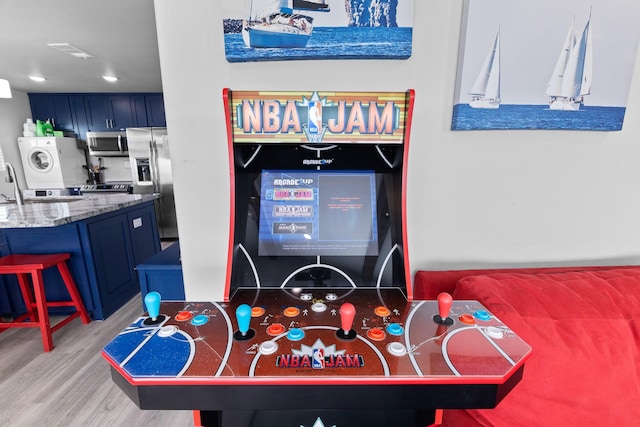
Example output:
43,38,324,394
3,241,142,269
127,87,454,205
18,137,88,189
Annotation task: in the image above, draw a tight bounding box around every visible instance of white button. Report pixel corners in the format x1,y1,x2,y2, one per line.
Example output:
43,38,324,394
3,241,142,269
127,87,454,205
311,302,327,312
259,341,278,355
485,326,504,339
157,325,178,337
387,342,407,356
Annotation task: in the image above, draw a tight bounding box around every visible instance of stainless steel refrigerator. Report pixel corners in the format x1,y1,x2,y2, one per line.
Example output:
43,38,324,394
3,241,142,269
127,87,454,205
126,127,178,239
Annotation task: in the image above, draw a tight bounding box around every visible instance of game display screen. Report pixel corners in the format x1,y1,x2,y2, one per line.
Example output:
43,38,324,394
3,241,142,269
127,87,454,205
258,170,379,257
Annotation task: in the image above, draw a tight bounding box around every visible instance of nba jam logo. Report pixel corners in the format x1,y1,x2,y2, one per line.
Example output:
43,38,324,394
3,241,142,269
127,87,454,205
276,339,364,370
312,348,324,369
305,99,326,142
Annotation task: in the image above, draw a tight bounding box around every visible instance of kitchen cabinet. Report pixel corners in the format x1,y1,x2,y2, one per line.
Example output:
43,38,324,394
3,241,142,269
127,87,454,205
84,204,159,318
136,240,185,308
84,213,138,318
28,94,76,132
0,199,160,320
28,92,166,140
84,94,140,131
144,94,167,127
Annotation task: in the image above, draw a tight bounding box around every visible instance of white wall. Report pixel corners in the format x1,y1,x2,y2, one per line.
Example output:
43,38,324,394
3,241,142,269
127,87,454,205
154,0,640,301
0,90,31,195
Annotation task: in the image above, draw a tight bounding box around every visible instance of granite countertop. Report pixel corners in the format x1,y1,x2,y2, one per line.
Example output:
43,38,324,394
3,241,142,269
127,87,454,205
0,193,158,228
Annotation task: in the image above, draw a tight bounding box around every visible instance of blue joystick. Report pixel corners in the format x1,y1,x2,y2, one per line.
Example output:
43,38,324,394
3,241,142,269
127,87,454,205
234,304,255,340
143,291,165,325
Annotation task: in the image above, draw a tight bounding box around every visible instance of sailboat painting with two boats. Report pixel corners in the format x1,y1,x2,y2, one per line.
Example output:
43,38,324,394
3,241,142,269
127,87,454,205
452,0,640,131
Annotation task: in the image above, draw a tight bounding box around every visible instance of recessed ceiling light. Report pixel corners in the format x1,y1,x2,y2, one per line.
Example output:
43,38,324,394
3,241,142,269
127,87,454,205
29,75,46,82
102,75,119,82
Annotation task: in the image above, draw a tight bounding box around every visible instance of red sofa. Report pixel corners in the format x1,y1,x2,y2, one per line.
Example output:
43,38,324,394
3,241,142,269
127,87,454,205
414,266,640,427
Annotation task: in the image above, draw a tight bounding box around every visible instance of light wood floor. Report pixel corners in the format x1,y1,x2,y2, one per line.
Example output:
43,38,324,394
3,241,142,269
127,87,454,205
0,296,194,427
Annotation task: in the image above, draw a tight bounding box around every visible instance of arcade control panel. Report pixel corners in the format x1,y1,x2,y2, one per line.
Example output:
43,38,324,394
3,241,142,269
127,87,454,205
103,288,531,383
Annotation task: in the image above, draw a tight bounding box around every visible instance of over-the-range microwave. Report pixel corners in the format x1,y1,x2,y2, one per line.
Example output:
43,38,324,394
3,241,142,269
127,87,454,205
86,131,128,157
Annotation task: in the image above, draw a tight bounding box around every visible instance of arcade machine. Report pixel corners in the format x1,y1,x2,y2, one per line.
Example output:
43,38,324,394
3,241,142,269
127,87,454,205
103,90,531,427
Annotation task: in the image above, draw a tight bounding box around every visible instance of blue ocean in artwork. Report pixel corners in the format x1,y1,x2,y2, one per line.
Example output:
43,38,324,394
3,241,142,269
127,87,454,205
451,104,626,131
224,27,412,62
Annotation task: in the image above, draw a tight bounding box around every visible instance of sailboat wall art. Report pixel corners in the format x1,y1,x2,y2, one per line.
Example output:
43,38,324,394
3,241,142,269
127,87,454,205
451,0,640,131
222,0,414,62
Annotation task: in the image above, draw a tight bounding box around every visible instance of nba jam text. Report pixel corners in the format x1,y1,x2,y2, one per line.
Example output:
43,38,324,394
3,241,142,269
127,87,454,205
276,340,364,370
234,92,401,143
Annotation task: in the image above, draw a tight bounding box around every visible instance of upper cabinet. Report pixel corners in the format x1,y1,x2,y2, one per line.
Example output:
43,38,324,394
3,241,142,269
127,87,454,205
29,93,166,140
28,94,76,132
84,95,140,131
145,94,167,127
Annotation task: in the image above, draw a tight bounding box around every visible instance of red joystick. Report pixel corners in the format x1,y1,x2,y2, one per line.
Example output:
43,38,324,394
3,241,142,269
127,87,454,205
434,292,454,325
337,302,357,340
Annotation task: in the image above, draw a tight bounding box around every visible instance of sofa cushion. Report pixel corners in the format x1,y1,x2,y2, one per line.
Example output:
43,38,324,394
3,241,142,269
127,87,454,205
413,265,639,300
441,268,640,427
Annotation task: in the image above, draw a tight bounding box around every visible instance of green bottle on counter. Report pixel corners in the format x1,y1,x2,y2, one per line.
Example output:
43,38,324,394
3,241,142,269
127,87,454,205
36,119,44,136
35,119,54,137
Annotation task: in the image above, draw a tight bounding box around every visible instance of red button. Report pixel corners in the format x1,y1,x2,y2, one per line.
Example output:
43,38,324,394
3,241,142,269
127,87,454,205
367,327,386,341
267,323,285,336
458,314,476,325
175,311,193,321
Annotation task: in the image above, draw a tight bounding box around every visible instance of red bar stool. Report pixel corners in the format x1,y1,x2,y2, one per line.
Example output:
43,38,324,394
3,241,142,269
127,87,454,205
0,253,91,352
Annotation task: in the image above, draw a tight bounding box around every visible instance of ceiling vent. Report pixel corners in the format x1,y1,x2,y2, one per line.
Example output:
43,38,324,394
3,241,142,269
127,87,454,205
47,43,95,59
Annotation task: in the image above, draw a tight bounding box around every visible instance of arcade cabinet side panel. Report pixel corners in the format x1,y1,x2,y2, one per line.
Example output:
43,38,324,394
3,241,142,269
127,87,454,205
223,88,236,301
223,89,415,297
402,89,415,301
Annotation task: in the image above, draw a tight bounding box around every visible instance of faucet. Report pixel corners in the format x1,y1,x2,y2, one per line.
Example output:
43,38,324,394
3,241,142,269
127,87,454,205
5,162,24,206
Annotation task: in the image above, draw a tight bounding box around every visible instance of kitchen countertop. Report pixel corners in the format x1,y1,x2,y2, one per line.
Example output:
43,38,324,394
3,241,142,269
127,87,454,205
0,193,159,228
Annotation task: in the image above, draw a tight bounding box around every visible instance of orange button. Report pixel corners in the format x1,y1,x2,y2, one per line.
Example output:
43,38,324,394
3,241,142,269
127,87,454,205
367,327,386,341
175,311,193,321
266,323,285,336
251,306,266,317
374,306,391,317
459,314,476,325
283,307,300,317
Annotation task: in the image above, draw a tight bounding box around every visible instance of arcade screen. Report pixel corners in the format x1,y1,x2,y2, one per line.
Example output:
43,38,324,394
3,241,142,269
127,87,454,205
258,170,379,257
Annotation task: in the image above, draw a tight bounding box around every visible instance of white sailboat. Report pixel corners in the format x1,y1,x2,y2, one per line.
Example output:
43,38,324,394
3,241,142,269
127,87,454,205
469,30,501,109
242,0,328,49
546,12,593,111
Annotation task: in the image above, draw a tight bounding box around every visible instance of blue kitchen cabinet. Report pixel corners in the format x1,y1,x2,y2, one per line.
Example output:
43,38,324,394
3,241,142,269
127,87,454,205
129,94,165,128
131,95,149,127
83,213,138,318
144,94,167,127
28,94,77,132
69,95,89,141
0,232,16,316
128,206,161,266
29,92,166,139
136,240,185,308
84,94,140,131
0,201,160,320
